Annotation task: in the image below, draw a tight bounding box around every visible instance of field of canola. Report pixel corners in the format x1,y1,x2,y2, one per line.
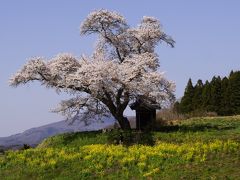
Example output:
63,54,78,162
1,116,240,179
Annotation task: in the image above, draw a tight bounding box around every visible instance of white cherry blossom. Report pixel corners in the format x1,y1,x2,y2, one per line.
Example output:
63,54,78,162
10,9,175,130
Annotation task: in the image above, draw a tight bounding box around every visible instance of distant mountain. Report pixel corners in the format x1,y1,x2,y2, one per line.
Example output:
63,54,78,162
0,116,116,149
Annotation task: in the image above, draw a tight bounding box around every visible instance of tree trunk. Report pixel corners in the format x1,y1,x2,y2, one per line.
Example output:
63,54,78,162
101,95,131,131
116,115,131,130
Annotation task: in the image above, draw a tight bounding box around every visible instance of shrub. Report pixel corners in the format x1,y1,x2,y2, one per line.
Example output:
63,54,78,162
107,130,133,145
21,144,31,150
0,149,4,155
107,130,155,146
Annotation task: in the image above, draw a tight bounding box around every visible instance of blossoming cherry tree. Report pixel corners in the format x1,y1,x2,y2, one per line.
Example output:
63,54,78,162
10,10,175,130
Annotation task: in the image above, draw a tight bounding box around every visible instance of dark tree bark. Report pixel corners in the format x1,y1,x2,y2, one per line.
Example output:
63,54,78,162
115,115,131,130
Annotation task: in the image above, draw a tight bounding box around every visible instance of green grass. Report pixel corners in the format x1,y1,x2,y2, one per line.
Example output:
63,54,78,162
1,116,240,179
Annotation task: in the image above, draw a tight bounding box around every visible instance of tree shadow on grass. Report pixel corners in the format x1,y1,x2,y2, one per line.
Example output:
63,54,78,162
59,130,103,144
107,130,155,146
156,123,236,133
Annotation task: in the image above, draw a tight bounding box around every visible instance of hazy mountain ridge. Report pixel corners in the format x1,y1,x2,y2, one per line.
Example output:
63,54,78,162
0,116,116,149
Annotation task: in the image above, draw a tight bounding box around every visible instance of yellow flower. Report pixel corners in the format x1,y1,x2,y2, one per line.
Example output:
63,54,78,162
137,162,146,169
120,156,135,165
84,155,92,160
48,159,56,167
139,154,147,162
143,167,160,177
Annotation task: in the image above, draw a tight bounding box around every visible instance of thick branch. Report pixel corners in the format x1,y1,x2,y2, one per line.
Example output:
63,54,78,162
99,22,124,62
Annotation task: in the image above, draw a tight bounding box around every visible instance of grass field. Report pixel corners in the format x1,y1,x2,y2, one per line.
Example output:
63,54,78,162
1,116,240,179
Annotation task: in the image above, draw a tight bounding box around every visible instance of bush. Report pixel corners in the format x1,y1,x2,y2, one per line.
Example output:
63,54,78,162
107,130,133,145
133,131,155,145
0,149,4,155
184,110,217,119
21,144,31,150
156,107,218,128
107,130,155,146
156,107,185,128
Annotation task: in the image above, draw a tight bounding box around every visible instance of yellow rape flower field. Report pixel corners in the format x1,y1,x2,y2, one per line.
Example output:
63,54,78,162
1,116,240,179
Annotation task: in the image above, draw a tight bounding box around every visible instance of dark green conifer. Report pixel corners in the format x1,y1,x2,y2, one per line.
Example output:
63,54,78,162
179,78,195,113
202,80,211,111
192,79,203,110
219,77,231,115
229,71,240,114
179,70,240,116
209,76,222,113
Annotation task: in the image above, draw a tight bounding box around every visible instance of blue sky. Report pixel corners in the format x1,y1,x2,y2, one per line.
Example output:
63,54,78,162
1,0,240,136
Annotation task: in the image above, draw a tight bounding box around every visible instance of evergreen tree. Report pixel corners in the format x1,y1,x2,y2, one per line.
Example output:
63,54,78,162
179,70,240,116
229,71,240,114
202,80,211,111
209,76,222,113
173,101,180,113
219,77,231,115
179,78,195,113
192,79,203,110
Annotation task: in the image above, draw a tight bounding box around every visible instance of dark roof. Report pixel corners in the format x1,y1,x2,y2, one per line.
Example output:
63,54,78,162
130,99,160,110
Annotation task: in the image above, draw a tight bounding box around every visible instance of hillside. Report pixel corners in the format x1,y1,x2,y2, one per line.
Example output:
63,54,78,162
1,116,240,179
0,116,115,149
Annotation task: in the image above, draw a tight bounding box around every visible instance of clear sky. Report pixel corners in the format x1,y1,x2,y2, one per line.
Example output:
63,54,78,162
1,0,240,137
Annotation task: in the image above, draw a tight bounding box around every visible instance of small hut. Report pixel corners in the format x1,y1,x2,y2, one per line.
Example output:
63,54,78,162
130,99,160,131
